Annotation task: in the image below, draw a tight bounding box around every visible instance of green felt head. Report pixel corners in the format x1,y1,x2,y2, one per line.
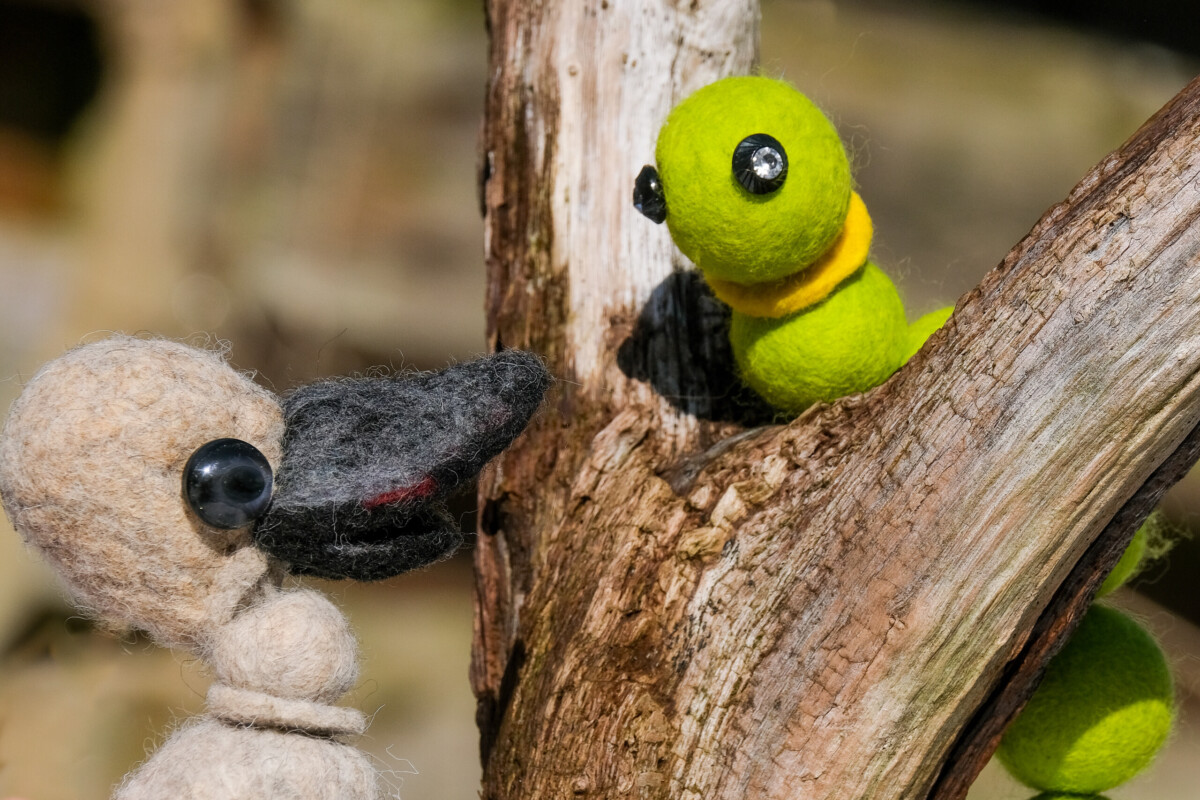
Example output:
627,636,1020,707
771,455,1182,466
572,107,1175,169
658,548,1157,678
655,76,852,284
730,262,906,413
997,605,1174,795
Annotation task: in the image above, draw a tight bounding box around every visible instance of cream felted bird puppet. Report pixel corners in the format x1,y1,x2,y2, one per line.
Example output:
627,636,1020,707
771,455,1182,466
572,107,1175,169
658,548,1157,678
633,76,953,415
0,335,550,799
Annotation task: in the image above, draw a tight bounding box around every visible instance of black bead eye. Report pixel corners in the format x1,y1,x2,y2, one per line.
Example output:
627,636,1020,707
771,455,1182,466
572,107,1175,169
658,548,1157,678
732,133,788,195
183,438,273,529
633,164,667,224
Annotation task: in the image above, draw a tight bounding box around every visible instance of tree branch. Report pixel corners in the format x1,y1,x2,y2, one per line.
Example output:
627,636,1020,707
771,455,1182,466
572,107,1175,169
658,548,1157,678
473,1,1200,796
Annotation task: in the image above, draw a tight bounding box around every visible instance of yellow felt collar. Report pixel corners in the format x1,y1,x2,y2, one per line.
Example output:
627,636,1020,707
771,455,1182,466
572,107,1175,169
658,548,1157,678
705,191,873,318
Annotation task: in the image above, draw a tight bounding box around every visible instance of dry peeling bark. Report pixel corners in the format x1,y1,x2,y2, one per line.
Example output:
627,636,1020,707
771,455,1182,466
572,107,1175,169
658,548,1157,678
471,1,1200,798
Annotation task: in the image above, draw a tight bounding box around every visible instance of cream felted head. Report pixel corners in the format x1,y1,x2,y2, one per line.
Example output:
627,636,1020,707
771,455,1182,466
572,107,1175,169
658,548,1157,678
0,335,550,799
0,337,283,648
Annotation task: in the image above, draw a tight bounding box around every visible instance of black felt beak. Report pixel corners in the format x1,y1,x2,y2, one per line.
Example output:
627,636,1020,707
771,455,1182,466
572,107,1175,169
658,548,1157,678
253,350,551,581
633,164,667,224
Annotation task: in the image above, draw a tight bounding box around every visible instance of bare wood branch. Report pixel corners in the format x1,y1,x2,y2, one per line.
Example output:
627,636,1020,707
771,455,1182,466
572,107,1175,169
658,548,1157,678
473,1,1200,797
473,0,760,767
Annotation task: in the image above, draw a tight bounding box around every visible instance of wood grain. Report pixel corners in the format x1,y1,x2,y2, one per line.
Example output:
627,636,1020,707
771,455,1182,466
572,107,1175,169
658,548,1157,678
473,1,1200,796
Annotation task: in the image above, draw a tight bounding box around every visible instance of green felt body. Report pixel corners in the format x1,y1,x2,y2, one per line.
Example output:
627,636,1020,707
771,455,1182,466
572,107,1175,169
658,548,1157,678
730,263,950,414
997,605,1174,795
653,76,951,413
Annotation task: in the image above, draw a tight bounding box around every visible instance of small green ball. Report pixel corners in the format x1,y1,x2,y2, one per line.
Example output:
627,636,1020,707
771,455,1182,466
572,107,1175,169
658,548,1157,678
656,76,851,284
1096,521,1149,598
997,605,1174,795
1030,794,1109,800
730,263,907,414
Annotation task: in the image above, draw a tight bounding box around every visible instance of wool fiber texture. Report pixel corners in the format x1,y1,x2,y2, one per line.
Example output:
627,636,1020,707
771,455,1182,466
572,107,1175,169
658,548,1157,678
255,348,551,580
731,273,953,415
656,76,852,284
114,718,381,800
647,75,953,415
0,335,551,798
206,684,367,737
0,335,284,649
730,263,908,414
997,604,1174,794
703,191,874,319
208,588,359,704
901,305,955,364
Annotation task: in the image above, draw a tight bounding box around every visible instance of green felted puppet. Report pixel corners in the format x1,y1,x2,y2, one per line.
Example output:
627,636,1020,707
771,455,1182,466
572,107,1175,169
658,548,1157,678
634,76,1176,799
633,75,953,415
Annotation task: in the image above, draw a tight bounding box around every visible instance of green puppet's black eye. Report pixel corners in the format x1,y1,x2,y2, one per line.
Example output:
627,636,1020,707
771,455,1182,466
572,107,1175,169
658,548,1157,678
183,438,273,529
633,164,667,224
733,133,788,195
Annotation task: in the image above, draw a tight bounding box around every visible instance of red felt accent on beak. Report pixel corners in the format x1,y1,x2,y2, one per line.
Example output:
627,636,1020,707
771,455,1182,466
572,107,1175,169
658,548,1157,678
363,476,437,510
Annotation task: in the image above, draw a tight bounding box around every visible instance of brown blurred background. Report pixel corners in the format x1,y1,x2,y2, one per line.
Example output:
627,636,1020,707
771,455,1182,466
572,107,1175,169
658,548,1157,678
0,1,1197,798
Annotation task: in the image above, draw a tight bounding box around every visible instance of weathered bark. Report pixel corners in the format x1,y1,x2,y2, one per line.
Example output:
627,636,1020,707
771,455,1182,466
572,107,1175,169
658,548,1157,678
472,2,1200,798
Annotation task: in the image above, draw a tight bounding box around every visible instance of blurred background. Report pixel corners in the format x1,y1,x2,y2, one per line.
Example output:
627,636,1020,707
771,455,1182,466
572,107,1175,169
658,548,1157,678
0,0,1197,797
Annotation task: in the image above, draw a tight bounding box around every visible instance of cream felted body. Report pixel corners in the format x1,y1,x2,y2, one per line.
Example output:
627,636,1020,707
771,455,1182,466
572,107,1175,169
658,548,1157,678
0,338,382,799
117,588,380,800
115,718,378,800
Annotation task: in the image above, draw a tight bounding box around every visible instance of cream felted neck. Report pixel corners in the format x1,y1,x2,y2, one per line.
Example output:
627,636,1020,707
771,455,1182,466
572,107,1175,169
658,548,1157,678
203,588,363,732
206,684,368,737
705,191,873,319
115,589,381,799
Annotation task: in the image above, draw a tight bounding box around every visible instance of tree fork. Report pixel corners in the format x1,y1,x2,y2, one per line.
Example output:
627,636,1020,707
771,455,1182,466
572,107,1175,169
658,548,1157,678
472,1,1200,797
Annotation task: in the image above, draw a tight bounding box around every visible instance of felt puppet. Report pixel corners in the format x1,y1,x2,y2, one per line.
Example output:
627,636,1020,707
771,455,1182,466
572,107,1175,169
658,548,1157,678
632,75,953,415
0,335,550,799
634,77,1176,798
996,519,1174,799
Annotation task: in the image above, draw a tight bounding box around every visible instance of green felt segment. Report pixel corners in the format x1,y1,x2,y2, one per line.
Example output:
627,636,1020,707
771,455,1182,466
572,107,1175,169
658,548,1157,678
997,605,1174,795
1096,521,1149,598
901,305,954,363
730,263,907,414
656,76,851,284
